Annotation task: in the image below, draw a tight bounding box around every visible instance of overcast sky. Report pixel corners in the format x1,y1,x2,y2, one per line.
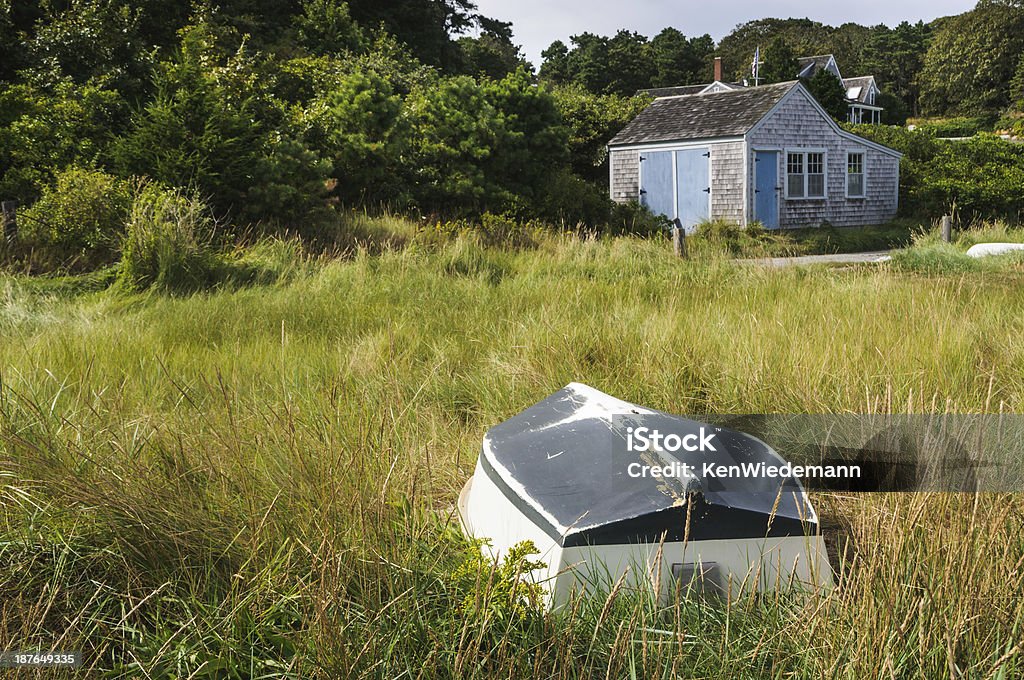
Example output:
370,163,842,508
471,0,976,67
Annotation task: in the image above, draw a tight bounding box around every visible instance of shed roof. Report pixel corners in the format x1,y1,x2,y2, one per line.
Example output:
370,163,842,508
608,81,797,146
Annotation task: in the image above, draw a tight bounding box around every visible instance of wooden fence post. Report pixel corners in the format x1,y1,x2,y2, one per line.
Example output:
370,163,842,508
1,200,16,246
672,219,687,259
940,215,952,244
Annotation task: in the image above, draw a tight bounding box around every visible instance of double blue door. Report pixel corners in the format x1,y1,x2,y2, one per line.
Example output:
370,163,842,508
640,148,709,232
754,151,779,229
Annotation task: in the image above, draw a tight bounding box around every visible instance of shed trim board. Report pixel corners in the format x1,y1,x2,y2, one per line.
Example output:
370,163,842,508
745,136,753,225
611,136,744,152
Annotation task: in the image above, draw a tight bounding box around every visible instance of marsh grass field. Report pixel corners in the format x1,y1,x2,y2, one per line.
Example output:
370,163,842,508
2,219,1024,678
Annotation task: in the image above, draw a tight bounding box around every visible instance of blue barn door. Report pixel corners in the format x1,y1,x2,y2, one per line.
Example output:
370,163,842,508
675,147,710,232
754,151,779,229
639,151,674,219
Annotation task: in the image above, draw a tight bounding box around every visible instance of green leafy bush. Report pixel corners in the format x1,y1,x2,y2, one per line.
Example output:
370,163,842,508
607,201,670,237
113,22,329,227
117,185,222,293
0,82,127,204
908,116,993,137
449,540,546,622
849,125,1024,221
20,166,132,271
535,168,612,228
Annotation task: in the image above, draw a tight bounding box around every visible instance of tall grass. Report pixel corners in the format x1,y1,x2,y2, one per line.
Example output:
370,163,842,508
2,227,1023,677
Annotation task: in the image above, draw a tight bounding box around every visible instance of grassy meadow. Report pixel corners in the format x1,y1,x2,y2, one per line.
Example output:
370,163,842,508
2,219,1024,678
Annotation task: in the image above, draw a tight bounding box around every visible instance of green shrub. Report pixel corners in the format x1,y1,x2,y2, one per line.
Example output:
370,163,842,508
449,539,546,622
20,167,132,272
117,185,223,293
909,116,993,137
535,167,612,228
607,201,670,237
849,125,1024,221
995,113,1024,139
888,241,981,274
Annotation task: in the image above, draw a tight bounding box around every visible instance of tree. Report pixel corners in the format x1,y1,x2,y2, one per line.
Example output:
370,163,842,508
113,23,328,224
404,69,567,215
345,0,479,69
919,0,1024,115
1010,52,1024,111
539,30,656,96
565,33,612,93
539,40,570,84
716,18,831,81
456,17,528,80
802,69,848,120
759,36,797,83
648,28,715,87
0,81,126,203
295,0,366,56
24,0,154,99
318,71,407,205
549,84,649,183
861,21,931,117
604,30,655,95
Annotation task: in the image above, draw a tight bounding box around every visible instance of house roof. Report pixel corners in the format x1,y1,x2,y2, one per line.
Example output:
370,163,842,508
842,76,877,104
638,84,707,97
639,82,744,98
797,54,839,78
608,81,797,146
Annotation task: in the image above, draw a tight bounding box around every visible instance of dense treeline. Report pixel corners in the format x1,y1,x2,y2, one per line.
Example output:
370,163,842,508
0,0,652,245
539,3,1024,122
2,0,1024,281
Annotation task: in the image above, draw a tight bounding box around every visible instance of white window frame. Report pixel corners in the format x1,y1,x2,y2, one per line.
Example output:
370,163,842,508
784,148,827,200
845,150,866,199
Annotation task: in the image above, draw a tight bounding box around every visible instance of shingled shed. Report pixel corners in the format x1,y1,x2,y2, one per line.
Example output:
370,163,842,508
608,81,902,231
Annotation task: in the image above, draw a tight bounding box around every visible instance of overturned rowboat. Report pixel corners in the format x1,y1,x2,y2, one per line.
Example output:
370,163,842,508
458,383,833,607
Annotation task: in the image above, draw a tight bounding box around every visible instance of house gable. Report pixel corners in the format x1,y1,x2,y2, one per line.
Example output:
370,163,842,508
745,85,900,228
797,54,842,81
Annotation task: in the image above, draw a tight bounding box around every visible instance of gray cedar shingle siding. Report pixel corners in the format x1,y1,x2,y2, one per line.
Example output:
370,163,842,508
610,149,640,202
607,82,900,229
746,87,899,227
710,141,745,223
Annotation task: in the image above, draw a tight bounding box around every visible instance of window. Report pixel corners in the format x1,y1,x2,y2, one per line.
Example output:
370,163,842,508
847,152,865,198
786,151,826,199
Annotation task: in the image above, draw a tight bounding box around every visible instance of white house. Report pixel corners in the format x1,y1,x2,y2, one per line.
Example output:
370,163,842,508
796,54,883,124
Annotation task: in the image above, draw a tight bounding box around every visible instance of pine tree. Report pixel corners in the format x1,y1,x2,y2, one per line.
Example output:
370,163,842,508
759,36,797,84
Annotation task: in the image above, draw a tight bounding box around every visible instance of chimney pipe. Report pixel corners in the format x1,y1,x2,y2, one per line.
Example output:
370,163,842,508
713,56,723,82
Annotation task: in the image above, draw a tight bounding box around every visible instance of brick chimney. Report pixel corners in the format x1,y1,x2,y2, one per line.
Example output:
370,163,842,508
713,56,723,82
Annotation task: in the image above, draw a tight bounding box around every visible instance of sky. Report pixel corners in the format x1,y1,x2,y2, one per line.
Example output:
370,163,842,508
470,0,977,67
